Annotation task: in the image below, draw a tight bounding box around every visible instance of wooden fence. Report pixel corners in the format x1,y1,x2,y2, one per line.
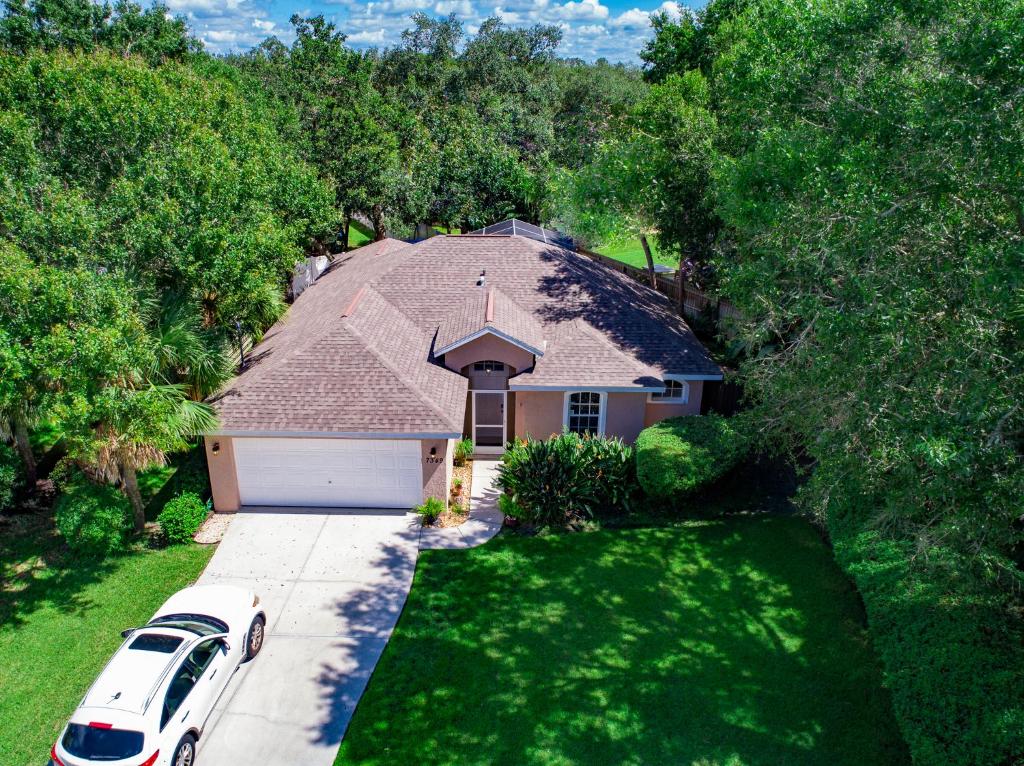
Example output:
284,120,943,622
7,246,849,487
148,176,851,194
577,248,741,329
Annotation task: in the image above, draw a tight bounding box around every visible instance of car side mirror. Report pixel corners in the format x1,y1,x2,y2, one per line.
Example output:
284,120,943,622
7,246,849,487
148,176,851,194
121,628,136,639
218,639,231,653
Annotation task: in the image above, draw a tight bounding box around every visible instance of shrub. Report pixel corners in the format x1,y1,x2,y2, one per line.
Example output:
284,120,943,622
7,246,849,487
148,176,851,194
453,438,474,466
635,415,747,500
415,497,446,524
829,506,1024,765
496,431,636,526
0,443,21,512
54,477,132,556
497,493,524,519
158,492,209,544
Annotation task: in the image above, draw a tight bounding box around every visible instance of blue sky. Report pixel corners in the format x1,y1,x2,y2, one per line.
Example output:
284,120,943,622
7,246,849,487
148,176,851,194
164,0,696,63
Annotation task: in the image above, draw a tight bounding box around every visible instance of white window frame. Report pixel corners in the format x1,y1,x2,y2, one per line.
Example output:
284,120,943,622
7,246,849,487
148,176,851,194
473,360,506,373
472,390,507,455
562,391,606,436
648,380,689,404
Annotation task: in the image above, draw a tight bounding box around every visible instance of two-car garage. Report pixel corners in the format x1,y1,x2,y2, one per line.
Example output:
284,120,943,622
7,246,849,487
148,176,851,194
224,437,427,509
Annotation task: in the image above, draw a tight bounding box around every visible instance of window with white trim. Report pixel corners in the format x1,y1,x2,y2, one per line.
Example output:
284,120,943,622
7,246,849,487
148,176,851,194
566,391,603,434
650,380,688,403
473,360,506,373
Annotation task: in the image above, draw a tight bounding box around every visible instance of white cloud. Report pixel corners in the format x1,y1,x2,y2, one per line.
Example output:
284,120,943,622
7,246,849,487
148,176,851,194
553,0,608,21
165,0,684,62
435,0,474,14
347,29,388,42
608,7,650,28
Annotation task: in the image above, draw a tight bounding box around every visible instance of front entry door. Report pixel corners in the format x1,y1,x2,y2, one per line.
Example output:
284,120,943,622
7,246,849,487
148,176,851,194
473,391,506,454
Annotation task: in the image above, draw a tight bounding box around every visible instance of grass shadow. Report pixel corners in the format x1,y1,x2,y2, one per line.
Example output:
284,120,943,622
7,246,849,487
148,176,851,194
334,515,908,766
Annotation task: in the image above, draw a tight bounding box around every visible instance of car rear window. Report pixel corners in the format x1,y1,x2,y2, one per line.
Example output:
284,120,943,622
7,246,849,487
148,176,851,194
129,633,183,653
62,723,144,760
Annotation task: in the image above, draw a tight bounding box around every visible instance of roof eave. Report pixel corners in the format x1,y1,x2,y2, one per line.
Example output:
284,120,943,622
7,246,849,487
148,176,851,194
435,326,545,358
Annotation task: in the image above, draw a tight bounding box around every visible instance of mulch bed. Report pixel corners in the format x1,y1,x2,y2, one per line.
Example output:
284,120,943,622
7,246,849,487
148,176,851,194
427,460,473,527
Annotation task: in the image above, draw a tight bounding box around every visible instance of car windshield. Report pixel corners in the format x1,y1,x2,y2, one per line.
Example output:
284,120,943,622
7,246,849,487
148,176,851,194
62,723,144,761
129,633,183,653
147,613,227,636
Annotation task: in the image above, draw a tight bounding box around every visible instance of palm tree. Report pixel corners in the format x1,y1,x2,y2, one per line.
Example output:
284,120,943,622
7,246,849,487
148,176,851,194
154,299,235,400
92,384,217,532
0,402,37,488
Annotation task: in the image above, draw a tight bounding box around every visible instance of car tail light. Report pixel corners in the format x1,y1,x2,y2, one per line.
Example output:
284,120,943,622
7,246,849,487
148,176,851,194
88,721,113,729
138,750,160,766
49,744,66,766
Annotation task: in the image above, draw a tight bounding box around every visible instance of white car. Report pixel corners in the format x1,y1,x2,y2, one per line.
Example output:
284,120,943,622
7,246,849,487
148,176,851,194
49,585,266,766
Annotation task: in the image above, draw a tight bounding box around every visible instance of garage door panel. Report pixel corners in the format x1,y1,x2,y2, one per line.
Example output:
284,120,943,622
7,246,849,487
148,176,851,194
233,438,423,508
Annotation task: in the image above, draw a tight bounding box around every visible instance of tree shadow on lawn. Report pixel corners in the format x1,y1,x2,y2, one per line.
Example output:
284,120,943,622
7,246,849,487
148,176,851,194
331,515,909,766
0,512,119,632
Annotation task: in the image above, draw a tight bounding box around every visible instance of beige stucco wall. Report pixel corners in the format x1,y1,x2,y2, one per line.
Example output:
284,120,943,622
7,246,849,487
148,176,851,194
443,333,535,375
643,380,703,426
514,391,564,440
205,435,240,513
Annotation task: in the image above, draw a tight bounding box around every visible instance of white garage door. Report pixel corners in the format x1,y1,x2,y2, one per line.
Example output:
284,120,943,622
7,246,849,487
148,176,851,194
232,438,423,508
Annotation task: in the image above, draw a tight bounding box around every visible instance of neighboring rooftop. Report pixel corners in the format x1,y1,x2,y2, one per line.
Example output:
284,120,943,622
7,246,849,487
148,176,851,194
210,227,720,434
468,218,575,250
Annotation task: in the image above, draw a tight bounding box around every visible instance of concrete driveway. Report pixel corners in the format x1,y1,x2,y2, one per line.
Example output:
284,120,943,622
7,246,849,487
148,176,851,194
195,507,420,766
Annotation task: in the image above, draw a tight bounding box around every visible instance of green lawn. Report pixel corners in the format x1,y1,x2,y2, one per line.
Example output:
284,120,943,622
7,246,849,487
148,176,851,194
596,237,676,270
336,515,907,766
348,220,374,248
0,457,214,766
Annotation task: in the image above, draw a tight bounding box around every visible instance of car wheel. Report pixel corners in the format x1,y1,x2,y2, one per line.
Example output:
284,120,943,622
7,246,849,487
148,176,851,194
172,733,197,766
245,615,266,661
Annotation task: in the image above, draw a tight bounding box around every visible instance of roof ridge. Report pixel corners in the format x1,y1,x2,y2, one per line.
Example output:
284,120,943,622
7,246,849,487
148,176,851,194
342,293,463,431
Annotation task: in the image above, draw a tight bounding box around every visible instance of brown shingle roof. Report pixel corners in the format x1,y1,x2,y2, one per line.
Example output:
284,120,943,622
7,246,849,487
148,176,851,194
211,233,719,434
435,286,545,355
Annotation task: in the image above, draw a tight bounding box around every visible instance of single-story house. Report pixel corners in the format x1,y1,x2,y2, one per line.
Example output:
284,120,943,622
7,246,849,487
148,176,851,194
204,222,722,511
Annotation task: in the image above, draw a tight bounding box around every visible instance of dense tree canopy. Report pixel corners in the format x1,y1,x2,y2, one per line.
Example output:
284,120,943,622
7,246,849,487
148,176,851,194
624,0,1024,761
0,14,336,515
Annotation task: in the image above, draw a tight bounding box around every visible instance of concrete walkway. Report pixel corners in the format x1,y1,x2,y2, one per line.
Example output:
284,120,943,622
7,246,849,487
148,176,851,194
419,458,504,550
196,507,420,766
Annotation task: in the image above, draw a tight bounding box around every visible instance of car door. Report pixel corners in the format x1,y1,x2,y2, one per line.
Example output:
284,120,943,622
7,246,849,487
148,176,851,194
181,638,232,733
159,639,221,742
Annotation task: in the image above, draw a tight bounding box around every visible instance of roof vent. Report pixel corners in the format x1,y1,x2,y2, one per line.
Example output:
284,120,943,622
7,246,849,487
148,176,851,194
477,269,486,287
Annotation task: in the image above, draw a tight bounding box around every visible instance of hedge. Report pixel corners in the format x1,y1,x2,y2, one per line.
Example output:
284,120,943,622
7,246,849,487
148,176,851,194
635,414,747,499
54,477,132,556
828,509,1024,765
158,492,209,544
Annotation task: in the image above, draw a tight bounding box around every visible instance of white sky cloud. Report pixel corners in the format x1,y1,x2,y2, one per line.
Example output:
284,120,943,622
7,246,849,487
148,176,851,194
165,0,682,61
553,0,608,21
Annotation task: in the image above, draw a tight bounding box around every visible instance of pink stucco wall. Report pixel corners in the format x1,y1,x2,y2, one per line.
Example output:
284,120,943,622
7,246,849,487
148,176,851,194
513,382,706,445
605,393,648,442
205,435,240,512
643,381,703,426
514,391,564,440
421,437,452,508
443,333,535,375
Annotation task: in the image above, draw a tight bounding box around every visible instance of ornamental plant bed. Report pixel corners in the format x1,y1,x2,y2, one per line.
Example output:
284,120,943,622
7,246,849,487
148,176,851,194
423,461,473,528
